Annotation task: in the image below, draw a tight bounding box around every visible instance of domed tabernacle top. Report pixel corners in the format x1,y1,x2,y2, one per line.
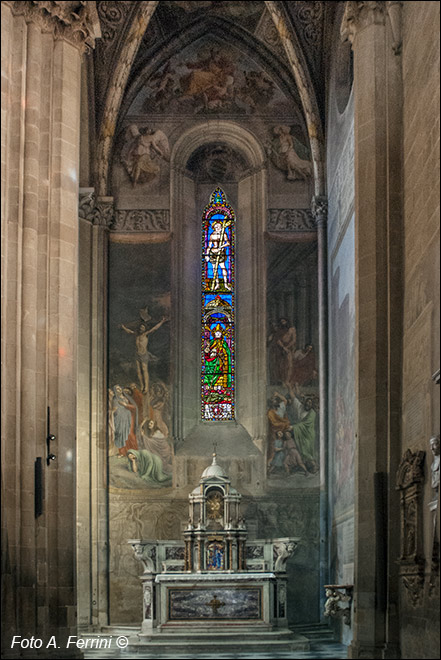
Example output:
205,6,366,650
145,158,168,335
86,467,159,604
201,453,228,480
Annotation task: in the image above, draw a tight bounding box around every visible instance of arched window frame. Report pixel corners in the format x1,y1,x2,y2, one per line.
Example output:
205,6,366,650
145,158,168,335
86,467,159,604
201,188,235,421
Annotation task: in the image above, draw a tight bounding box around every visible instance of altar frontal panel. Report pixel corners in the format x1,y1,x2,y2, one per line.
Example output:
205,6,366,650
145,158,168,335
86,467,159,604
168,586,262,621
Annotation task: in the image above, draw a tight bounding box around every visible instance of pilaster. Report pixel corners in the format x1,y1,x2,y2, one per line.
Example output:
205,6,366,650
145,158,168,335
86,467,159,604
77,189,113,629
342,2,403,657
312,195,329,621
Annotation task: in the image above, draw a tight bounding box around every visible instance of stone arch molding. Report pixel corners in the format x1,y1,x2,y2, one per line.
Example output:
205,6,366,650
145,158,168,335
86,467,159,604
171,120,266,174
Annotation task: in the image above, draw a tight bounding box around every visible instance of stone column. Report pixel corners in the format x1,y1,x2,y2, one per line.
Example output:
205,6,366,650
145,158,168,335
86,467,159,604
77,190,113,629
140,576,156,634
312,196,329,621
1,1,98,649
341,2,403,657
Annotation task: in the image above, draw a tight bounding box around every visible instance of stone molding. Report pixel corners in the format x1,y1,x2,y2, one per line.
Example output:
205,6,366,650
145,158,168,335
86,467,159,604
78,189,114,228
5,1,100,52
111,209,170,233
396,448,426,606
267,208,316,232
340,1,387,45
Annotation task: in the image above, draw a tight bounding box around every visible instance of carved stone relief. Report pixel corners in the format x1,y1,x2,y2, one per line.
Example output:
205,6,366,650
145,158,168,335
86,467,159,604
111,209,170,232
396,448,425,606
255,8,287,62
267,209,316,232
273,540,298,572
429,434,440,593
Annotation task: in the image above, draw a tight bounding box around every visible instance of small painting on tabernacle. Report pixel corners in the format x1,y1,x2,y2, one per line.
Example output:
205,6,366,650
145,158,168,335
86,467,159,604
201,189,235,421
206,541,225,570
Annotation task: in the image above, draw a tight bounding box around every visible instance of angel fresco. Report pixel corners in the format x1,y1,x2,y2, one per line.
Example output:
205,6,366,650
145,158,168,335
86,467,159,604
121,124,170,186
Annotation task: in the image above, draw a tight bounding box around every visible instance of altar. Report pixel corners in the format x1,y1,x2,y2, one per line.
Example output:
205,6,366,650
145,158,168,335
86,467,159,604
128,454,309,652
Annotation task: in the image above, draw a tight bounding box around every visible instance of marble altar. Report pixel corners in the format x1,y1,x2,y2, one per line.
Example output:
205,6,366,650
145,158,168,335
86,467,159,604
128,454,308,651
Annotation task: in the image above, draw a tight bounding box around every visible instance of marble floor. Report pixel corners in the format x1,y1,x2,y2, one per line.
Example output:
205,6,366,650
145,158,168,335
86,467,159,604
83,641,348,659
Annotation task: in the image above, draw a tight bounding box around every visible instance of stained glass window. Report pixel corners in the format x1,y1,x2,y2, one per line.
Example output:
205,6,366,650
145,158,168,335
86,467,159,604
201,188,235,421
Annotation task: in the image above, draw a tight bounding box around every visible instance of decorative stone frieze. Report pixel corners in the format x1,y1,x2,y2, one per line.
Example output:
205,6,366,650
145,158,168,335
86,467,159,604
396,448,426,606
111,209,170,232
6,1,100,52
267,208,316,232
341,1,387,45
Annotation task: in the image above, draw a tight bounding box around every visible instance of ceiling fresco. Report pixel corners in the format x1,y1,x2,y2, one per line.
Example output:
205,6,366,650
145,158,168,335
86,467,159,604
93,1,334,125
126,37,298,118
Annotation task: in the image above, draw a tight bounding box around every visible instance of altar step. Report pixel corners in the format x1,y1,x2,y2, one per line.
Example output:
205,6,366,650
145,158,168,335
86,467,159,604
127,629,310,654
292,623,336,642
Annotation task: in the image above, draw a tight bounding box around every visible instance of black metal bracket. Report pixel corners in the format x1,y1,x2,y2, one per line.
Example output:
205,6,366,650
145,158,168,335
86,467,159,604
46,406,57,466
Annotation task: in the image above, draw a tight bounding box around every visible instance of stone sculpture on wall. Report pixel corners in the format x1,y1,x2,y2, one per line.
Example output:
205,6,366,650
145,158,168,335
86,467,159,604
428,434,440,593
267,125,312,180
429,435,440,494
396,448,426,606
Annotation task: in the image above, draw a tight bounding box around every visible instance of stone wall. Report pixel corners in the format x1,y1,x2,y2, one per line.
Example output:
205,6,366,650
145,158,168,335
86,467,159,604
400,2,440,657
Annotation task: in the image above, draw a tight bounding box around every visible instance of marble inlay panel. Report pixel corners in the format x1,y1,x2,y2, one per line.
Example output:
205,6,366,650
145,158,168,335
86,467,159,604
168,587,262,621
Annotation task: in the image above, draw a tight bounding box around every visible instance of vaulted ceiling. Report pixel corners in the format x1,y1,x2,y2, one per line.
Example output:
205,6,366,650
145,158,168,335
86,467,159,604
91,1,340,195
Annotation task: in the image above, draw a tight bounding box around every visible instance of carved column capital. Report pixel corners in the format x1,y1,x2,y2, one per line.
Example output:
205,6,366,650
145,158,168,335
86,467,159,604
341,1,387,45
386,1,402,55
311,195,328,228
8,1,100,52
94,196,115,228
78,189,114,228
